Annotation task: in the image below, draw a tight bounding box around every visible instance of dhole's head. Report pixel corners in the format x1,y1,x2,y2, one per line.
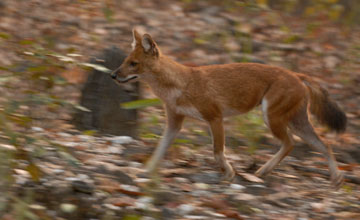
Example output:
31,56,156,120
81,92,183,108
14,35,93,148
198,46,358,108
111,29,160,83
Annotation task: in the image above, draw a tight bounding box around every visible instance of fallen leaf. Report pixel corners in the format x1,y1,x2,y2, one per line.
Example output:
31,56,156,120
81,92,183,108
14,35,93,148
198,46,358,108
111,197,136,207
238,173,264,183
218,209,244,220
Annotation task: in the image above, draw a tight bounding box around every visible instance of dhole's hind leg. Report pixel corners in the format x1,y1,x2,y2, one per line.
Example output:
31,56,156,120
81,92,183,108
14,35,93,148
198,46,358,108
255,119,294,177
289,108,344,187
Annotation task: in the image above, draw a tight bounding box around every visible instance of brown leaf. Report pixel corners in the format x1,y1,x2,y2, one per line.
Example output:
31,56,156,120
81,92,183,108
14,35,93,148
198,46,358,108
160,168,189,176
218,210,244,220
201,197,228,210
117,186,145,196
111,197,136,207
178,183,193,192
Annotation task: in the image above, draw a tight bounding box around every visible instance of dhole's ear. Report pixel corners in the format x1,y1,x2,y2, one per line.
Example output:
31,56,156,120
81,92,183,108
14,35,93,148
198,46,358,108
132,29,142,50
141,34,159,57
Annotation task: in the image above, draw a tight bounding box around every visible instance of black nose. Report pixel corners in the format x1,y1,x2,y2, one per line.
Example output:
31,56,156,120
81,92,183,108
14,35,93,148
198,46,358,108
111,70,117,79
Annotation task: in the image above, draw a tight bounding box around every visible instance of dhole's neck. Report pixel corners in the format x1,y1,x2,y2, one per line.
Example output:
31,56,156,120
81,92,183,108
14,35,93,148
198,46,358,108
145,55,191,89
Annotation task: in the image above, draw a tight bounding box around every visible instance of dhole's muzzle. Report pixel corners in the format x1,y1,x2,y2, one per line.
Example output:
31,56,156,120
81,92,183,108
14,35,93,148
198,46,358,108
111,69,138,83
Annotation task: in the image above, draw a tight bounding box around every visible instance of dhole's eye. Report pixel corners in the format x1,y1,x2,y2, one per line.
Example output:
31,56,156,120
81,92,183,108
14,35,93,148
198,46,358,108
130,61,139,67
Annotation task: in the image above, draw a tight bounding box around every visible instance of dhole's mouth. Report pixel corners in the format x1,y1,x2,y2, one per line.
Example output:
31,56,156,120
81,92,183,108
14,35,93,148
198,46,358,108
114,75,139,83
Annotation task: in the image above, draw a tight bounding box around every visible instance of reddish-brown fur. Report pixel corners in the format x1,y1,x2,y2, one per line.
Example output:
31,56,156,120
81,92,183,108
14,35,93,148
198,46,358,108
111,30,346,187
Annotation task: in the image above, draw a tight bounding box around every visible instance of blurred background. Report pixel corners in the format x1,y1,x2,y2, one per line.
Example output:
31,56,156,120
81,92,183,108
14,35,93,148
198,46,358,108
1,0,360,219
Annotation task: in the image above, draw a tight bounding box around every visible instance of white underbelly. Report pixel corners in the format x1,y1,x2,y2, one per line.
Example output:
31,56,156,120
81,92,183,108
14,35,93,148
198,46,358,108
174,105,204,121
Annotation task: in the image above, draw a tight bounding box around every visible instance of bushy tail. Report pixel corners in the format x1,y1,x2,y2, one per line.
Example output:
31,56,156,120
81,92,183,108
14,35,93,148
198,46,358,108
297,73,347,133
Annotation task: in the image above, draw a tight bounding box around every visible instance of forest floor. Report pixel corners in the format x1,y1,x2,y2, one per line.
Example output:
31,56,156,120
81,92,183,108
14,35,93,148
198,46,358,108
0,0,360,219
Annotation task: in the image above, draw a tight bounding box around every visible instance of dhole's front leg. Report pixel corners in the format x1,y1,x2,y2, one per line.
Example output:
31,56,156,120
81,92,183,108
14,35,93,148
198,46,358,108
209,118,235,181
146,106,184,174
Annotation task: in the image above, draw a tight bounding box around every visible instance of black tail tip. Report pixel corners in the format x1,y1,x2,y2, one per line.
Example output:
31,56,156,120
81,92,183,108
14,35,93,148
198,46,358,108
325,104,347,133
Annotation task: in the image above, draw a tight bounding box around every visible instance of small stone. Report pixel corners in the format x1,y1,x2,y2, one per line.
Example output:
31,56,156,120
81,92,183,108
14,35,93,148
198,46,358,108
134,178,150,183
77,174,90,181
194,183,209,190
206,211,226,218
230,184,245,190
121,184,139,193
177,204,195,216
104,203,122,211
53,169,64,175
110,136,133,145
65,177,80,182
233,193,257,201
191,190,208,197
0,144,16,151
108,146,123,154
57,132,71,137
60,203,77,213
324,55,340,69
128,161,142,168
29,204,46,210
135,196,154,210
173,177,189,183
310,202,325,211
31,127,44,132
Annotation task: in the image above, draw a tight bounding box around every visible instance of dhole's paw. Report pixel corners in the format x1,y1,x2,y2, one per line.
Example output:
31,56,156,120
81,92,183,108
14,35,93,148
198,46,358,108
331,171,344,189
145,160,158,175
254,167,269,177
221,165,236,182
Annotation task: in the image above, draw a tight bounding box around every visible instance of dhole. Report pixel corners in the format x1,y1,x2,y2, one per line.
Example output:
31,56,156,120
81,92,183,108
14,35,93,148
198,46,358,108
111,29,347,187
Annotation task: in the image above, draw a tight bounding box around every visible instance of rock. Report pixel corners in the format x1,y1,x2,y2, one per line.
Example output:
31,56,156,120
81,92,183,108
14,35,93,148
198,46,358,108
73,46,138,136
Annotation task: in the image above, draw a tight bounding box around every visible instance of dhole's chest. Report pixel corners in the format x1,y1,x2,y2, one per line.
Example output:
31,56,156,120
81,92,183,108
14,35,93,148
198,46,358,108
154,88,204,120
